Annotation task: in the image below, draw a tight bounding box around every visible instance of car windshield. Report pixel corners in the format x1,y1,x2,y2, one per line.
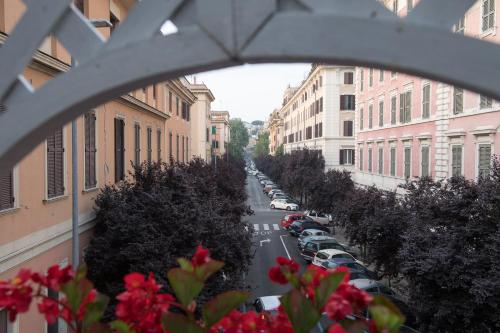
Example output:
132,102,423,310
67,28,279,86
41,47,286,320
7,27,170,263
333,253,353,259
350,272,369,280
319,243,341,250
316,252,329,260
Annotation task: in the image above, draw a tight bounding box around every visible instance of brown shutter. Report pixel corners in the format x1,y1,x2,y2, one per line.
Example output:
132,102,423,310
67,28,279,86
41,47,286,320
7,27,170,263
0,169,14,210
157,129,162,161
85,113,97,189
134,123,141,166
47,133,56,198
147,127,152,163
47,128,64,198
115,118,125,182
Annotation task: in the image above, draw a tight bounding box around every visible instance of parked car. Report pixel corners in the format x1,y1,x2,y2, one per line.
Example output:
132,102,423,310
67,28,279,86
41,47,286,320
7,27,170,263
268,189,283,198
301,238,350,263
280,214,311,229
272,193,287,200
270,198,299,211
312,249,363,267
260,179,272,186
320,258,377,280
263,184,278,193
298,234,334,251
289,220,330,237
304,210,332,225
253,295,280,314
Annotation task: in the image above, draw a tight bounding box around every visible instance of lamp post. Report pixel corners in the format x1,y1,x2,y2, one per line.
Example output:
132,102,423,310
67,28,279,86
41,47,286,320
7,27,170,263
71,18,113,268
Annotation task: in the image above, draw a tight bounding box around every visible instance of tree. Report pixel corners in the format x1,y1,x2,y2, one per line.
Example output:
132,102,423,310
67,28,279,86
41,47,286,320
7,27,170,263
251,120,264,126
308,169,354,217
228,119,249,160
85,159,253,319
275,144,284,156
254,132,269,157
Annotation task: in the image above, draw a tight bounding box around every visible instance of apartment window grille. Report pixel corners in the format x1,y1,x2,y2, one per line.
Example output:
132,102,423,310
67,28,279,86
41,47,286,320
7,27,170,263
339,149,355,165
134,123,141,166
378,148,384,174
482,0,495,32
399,91,412,123
454,17,465,34
480,95,492,109
451,146,462,176
368,148,373,173
478,144,492,178
343,121,353,137
84,112,97,189
421,146,430,177
157,129,162,161
390,147,396,176
391,96,397,124
47,128,65,197
360,70,364,91
360,108,364,130
368,105,373,129
404,147,411,178
422,84,430,119
369,68,374,87
453,87,464,114
379,101,384,127
344,72,354,84
340,95,355,110
0,169,14,211
379,70,384,82
359,148,364,171
147,127,152,163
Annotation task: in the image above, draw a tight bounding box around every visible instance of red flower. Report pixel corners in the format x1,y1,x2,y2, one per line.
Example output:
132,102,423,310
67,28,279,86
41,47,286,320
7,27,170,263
192,245,211,266
325,293,353,321
335,283,373,311
31,265,74,291
77,289,97,321
0,270,34,321
329,323,347,333
276,257,299,273
269,257,300,285
269,306,293,333
38,298,59,325
124,272,146,290
268,267,288,284
212,310,270,333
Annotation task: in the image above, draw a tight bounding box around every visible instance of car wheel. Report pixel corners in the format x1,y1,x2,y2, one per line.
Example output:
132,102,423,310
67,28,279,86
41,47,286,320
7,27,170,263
271,204,275,209
286,206,291,211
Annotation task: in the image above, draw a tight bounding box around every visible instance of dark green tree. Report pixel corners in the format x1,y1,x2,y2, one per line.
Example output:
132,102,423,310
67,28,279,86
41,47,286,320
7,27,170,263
254,132,269,157
228,119,249,160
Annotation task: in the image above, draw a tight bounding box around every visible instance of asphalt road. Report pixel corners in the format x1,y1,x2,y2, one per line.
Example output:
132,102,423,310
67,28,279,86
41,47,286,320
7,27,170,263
244,174,308,301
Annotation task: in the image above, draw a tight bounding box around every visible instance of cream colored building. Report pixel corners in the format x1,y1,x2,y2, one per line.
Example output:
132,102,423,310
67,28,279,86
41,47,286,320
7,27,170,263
210,111,231,158
282,64,356,171
185,80,215,162
267,109,284,155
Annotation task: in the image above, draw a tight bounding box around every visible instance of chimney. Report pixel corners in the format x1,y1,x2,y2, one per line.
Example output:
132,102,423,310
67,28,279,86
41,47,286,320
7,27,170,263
193,76,197,84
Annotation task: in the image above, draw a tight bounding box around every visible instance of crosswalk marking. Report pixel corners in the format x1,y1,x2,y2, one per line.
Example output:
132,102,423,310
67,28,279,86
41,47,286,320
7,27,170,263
273,224,280,230
263,224,270,231
253,224,259,231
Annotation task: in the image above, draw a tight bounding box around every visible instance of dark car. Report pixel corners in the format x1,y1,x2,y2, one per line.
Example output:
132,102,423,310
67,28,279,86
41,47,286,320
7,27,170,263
301,238,348,263
320,258,378,280
289,220,329,237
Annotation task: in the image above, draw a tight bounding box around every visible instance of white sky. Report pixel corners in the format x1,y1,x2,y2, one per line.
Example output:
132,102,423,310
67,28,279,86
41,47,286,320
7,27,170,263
188,64,312,123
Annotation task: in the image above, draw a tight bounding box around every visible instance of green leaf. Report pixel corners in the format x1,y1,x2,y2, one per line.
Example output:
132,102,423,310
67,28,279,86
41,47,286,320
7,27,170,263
194,260,224,282
202,291,249,327
177,258,194,272
60,281,79,312
340,319,369,333
83,322,114,333
167,268,204,307
110,320,135,333
163,313,205,333
368,296,405,333
314,272,346,310
82,295,109,328
281,289,320,333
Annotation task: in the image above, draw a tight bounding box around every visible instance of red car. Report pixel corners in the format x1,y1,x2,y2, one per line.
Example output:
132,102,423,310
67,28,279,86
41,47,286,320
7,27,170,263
280,214,307,229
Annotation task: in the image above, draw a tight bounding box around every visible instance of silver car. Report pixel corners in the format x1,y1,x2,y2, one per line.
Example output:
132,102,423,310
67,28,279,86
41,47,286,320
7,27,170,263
253,295,281,313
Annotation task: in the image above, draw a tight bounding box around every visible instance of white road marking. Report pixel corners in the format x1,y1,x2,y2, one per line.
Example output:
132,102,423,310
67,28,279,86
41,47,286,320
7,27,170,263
263,224,270,231
260,239,271,246
280,235,292,259
253,224,259,231
273,224,280,231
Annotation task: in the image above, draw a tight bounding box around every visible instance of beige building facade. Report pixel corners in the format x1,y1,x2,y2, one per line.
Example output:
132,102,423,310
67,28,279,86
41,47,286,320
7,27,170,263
267,109,284,155
210,111,231,158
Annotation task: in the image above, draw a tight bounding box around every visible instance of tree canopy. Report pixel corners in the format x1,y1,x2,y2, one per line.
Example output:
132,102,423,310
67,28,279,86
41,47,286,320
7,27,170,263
228,118,249,160
253,132,269,157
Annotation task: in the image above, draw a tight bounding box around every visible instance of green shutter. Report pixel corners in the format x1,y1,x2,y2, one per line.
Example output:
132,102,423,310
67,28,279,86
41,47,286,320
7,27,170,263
421,146,429,177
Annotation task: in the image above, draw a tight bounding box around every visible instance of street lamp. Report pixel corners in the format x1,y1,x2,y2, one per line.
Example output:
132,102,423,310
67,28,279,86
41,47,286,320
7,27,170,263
71,18,113,268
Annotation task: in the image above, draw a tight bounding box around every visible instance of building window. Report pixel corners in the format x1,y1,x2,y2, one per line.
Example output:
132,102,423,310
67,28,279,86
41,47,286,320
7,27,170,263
340,95,355,110
315,100,320,114
176,97,179,116
212,126,216,134
134,123,141,166
482,0,495,32
339,149,355,165
368,148,373,173
369,68,374,87
399,91,412,123
390,147,396,176
422,84,430,119
404,147,411,179
47,128,65,198
157,129,162,161
360,108,364,130
0,169,14,211
393,0,398,12
153,85,157,100
360,70,364,91
181,135,185,162
84,112,97,189
169,132,173,161
480,95,492,109
114,118,125,182
169,91,172,112
206,128,209,142
318,123,323,137
343,121,353,137
186,137,189,161
320,97,323,112
451,145,463,177
478,144,492,178
147,127,152,163
453,87,464,114
391,71,397,79
407,0,413,12
454,17,465,34
378,147,383,174
379,70,384,82
344,72,354,84
368,105,373,129
421,146,430,177
176,134,179,161
391,96,397,125
359,148,364,171
378,101,384,127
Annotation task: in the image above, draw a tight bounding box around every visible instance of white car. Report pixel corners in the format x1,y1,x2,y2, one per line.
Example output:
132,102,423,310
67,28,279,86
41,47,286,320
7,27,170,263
253,295,280,313
268,189,283,197
270,199,298,211
304,210,332,225
312,249,363,267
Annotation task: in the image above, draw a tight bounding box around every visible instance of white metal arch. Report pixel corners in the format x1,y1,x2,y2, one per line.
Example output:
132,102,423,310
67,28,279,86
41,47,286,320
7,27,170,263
0,0,496,171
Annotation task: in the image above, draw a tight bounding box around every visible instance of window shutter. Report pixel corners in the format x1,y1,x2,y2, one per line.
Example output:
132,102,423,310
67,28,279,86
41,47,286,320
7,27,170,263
0,169,14,210
339,150,344,165
47,129,65,198
399,93,405,123
114,119,124,182
157,130,162,161
84,113,97,189
390,148,396,176
478,145,491,178
391,96,397,124
421,146,429,177
134,124,141,165
147,128,152,163
405,91,412,122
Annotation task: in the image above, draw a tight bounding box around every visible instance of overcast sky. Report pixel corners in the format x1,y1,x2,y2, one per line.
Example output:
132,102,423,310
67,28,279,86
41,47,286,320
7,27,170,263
188,63,312,123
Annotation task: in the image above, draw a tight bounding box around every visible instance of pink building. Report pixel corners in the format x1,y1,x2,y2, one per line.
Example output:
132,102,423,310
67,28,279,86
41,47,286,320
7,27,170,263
355,0,500,190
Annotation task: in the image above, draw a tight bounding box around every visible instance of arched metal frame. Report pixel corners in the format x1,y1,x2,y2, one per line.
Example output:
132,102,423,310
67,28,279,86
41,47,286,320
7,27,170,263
0,0,496,171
